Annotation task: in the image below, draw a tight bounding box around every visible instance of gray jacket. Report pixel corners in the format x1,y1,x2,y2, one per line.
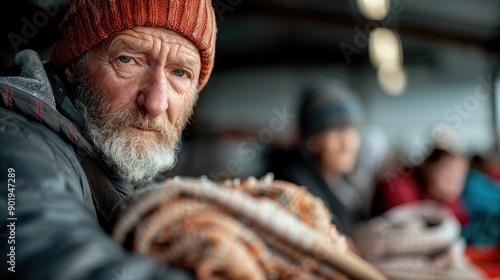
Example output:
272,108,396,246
0,50,193,280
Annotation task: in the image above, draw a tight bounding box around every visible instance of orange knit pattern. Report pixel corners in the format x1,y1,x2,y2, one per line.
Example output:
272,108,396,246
50,0,216,90
110,174,387,280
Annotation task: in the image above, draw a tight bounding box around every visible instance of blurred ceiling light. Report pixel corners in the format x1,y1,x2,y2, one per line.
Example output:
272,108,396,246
378,63,407,96
369,27,403,69
357,0,391,20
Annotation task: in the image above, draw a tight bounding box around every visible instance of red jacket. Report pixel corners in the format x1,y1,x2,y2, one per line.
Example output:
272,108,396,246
371,170,470,226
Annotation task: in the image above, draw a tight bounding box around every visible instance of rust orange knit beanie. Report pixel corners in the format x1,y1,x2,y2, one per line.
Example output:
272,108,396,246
50,0,217,90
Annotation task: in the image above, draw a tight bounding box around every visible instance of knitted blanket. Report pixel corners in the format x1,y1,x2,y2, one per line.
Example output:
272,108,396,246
351,200,486,280
110,174,386,280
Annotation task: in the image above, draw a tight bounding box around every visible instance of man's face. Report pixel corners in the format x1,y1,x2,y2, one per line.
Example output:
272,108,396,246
72,26,201,183
308,127,361,176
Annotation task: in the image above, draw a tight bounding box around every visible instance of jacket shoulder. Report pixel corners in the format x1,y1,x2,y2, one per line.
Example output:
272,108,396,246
0,107,95,211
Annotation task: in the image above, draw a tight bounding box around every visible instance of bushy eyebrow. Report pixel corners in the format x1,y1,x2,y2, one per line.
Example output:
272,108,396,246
108,38,201,70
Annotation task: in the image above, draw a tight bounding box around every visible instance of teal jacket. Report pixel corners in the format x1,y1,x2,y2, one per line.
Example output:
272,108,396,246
0,50,193,280
461,168,500,245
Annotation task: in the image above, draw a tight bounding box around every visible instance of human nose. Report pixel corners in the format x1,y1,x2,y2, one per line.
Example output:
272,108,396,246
136,69,169,117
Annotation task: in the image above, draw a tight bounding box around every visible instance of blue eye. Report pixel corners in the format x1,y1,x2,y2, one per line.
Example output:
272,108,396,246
118,56,133,63
173,69,186,77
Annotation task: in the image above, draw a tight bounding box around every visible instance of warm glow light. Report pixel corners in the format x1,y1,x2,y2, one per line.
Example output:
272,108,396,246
378,63,407,96
369,27,403,69
357,0,391,20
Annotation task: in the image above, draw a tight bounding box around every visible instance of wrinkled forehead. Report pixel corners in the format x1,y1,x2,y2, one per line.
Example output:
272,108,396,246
102,27,201,63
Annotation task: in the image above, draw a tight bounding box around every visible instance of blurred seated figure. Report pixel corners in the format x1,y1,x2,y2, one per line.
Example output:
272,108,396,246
268,79,365,237
461,162,500,245
370,147,470,227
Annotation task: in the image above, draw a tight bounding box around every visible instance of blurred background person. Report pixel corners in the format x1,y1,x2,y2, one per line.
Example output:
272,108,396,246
370,146,471,226
268,79,366,238
461,152,500,245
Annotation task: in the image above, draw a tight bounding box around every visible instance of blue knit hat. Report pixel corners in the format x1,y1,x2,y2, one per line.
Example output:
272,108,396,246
299,80,363,139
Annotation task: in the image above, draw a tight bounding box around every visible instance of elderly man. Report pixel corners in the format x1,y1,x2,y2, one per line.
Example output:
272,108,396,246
0,0,215,279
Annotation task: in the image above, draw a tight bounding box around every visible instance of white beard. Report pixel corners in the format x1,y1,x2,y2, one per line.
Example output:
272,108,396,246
83,115,179,183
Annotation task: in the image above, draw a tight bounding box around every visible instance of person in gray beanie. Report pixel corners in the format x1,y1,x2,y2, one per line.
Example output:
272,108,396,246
298,80,362,141
269,79,366,240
